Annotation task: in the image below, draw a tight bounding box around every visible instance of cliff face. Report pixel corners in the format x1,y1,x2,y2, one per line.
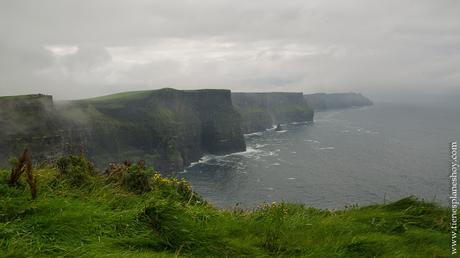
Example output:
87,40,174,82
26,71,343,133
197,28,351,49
304,93,373,111
232,92,314,134
0,89,246,172
0,94,65,163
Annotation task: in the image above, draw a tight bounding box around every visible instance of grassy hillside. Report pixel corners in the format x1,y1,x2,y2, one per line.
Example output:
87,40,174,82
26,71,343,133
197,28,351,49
0,156,450,257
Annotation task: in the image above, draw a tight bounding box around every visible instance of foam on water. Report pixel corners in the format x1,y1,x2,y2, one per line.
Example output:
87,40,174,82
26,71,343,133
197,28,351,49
244,131,263,137
186,146,274,169
318,147,335,150
254,144,267,149
182,103,457,209
266,125,277,131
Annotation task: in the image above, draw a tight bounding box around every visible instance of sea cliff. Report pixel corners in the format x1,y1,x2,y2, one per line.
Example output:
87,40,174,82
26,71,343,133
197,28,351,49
304,92,373,111
0,94,65,164
0,89,246,172
232,92,314,134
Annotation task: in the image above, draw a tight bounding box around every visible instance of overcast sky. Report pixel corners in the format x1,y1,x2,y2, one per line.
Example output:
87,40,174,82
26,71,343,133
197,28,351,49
0,0,459,101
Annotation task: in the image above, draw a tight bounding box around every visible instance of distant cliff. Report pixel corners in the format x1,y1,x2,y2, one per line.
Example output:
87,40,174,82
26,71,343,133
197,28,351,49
0,94,65,164
0,89,246,172
232,92,314,134
304,92,373,111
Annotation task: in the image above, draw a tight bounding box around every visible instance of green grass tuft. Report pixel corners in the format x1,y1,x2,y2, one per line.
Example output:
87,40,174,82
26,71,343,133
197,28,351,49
0,159,451,257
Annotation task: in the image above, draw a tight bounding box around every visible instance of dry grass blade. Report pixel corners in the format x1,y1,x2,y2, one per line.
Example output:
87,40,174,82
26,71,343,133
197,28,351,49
9,149,37,199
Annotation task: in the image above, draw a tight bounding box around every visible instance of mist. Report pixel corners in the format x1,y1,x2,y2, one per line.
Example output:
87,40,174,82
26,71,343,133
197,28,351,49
0,0,459,102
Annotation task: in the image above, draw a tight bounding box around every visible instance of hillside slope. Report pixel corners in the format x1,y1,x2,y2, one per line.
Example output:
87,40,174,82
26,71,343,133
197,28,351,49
0,158,450,257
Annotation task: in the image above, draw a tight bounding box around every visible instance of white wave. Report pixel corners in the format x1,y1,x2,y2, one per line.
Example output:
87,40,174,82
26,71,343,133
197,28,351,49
186,153,221,167
212,147,268,160
318,147,335,150
271,162,281,166
200,155,215,163
290,121,309,125
236,147,262,156
188,158,207,167
305,139,320,143
276,130,287,133
244,131,263,137
186,141,279,169
287,177,296,180
188,162,199,167
266,125,277,131
254,144,267,149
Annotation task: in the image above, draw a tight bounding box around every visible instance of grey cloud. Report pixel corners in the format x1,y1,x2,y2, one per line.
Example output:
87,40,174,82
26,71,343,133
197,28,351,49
59,47,112,73
0,0,459,102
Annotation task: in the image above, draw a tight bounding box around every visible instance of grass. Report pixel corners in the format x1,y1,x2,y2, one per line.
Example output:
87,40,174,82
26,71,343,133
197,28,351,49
0,94,48,101
0,157,451,257
83,90,153,102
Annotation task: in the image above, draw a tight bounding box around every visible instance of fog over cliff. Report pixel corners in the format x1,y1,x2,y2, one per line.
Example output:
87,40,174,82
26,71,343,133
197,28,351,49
0,0,459,102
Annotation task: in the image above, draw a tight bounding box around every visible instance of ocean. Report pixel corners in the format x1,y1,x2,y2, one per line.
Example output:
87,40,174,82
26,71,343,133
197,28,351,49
181,102,460,209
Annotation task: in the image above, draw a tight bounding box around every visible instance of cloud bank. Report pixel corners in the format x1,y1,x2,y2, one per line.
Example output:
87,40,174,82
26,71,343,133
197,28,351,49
0,0,459,101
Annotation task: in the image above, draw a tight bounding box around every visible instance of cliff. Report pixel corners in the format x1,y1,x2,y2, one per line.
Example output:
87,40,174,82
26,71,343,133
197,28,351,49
60,88,246,171
0,94,65,163
232,92,314,134
304,92,373,111
0,89,246,172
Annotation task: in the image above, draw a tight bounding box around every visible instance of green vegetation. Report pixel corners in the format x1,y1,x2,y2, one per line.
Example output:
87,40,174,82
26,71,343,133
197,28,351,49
0,157,451,257
0,94,48,101
84,90,152,102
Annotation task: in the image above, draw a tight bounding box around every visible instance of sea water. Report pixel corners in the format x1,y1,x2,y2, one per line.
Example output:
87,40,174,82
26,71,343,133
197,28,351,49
182,102,460,209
